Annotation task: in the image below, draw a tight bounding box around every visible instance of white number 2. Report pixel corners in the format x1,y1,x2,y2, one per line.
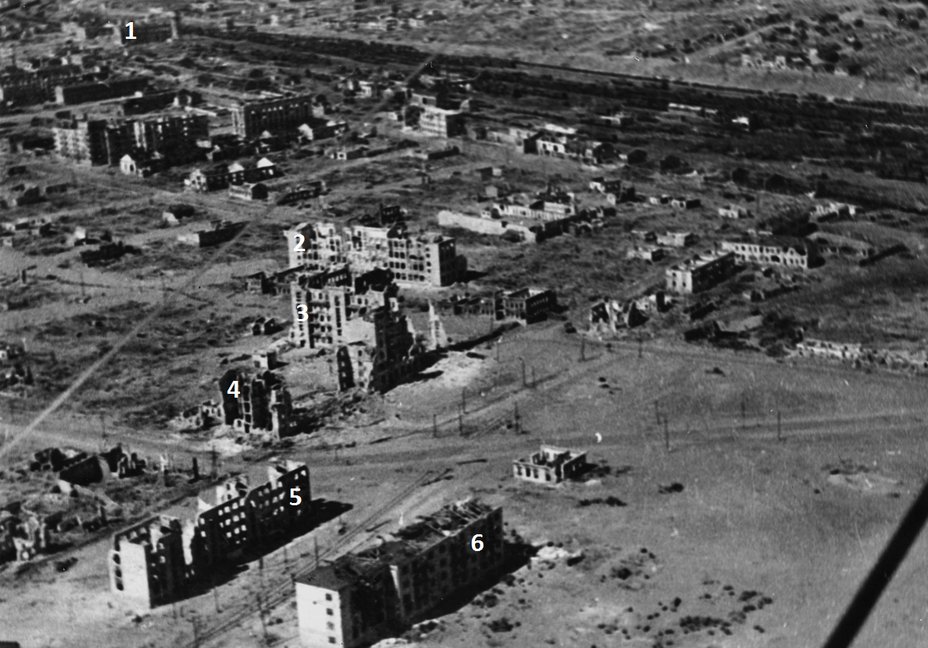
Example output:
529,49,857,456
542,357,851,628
293,233,305,252
290,487,302,506
125,22,137,40
296,304,308,321
471,534,484,552
226,380,240,398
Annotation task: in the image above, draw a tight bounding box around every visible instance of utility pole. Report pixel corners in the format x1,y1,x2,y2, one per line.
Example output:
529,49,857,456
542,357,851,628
314,536,319,566
520,357,526,387
256,592,268,644
461,387,466,414
191,614,199,648
458,410,464,435
514,403,521,435
741,392,746,433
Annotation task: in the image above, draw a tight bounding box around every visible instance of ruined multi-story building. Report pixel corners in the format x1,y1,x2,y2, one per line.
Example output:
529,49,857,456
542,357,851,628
109,516,187,609
54,114,209,167
285,220,466,288
288,267,396,350
418,104,466,138
131,114,208,163
345,223,466,287
286,222,345,269
490,288,557,325
232,94,318,139
513,445,587,485
193,461,312,567
335,303,428,393
665,250,737,295
109,461,312,608
296,499,504,648
218,369,292,437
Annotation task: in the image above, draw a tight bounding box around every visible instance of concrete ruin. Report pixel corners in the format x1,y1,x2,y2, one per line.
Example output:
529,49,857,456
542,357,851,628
109,461,313,608
218,369,292,438
513,445,587,485
296,499,504,648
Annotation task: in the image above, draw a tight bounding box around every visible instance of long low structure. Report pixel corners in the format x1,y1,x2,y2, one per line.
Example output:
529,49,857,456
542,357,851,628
720,237,819,269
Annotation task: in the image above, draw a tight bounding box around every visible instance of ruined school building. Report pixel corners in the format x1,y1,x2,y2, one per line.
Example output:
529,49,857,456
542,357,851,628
108,461,311,608
296,500,504,648
285,219,467,288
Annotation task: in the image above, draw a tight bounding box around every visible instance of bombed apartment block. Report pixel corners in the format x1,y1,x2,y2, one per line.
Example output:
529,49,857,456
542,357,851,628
232,94,319,139
108,516,187,609
286,222,346,269
193,460,311,567
513,445,587,485
417,104,466,138
289,267,396,349
296,499,503,648
665,250,737,295
109,462,312,607
218,369,292,437
286,220,466,287
336,302,429,393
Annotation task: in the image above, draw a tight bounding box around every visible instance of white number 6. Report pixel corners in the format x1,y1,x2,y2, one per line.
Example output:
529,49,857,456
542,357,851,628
471,533,484,551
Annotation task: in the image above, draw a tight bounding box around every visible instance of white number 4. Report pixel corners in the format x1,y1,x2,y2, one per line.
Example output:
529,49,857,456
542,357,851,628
290,487,302,506
293,233,305,252
471,534,484,552
226,380,240,398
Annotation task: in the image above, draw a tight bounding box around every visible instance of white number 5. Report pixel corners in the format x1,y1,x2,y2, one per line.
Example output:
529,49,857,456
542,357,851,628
290,487,302,506
471,534,484,551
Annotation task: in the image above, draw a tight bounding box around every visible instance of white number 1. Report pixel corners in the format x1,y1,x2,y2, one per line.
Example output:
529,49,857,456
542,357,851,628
125,22,137,40
227,380,240,398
